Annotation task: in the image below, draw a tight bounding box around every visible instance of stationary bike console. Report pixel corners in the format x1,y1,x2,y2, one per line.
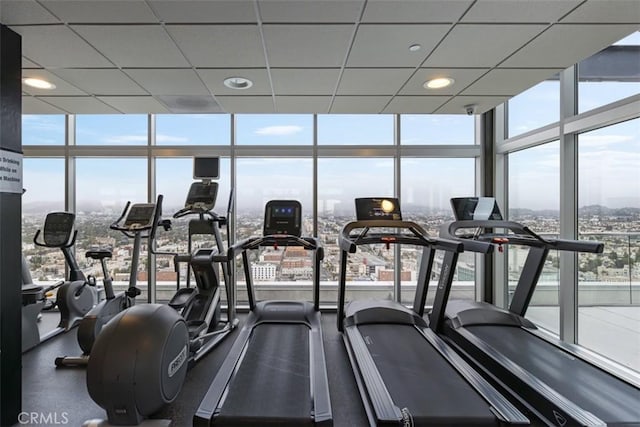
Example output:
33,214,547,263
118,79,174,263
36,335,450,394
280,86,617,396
263,200,302,237
40,212,76,247
174,182,218,218
123,203,156,230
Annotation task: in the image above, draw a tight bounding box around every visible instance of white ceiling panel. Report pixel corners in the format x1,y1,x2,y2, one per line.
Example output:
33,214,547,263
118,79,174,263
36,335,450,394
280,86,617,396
22,69,87,96
51,68,148,95
461,0,582,23
72,25,189,67
347,24,450,67
22,96,67,114
462,68,562,96
383,96,450,114
275,96,332,113
216,96,275,113
338,68,414,95
362,0,472,23
43,1,158,23
435,95,511,114
330,96,392,113
424,24,547,68
399,68,490,95
97,96,170,114
197,68,272,96
502,24,639,68
22,57,41,68
167,25,265,67
258,0,363,23
562,0,640,23
263,25,354,67
12,25,111,68
36,96,120,113
124,69,208,96
148,0,256,23
271,69,341,95
0,0,60,25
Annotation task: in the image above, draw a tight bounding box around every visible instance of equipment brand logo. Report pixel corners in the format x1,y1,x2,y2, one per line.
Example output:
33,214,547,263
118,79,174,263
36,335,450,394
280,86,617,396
168,345,188,377
18,412,69,425
553,410,567,426
438,263,450,290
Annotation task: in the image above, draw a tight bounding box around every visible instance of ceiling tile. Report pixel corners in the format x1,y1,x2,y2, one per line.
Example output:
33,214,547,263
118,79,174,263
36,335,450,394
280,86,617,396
347,24,450,67
461,0,581,23
97,96,170,114
22,57,41,68
156,95,224,113
382,96,450,113
44,1,158,23
1,0,60,25
72,25,189,67
338,68,414,95
562,1,640,23
271,69,341,95
124,69,207,96
197,68,272,96
148,0,256,23
216,96,275,113
263,24,354,67
423,24,546,67
36,96,120,113
11,25,111,68
503,24,639,67
51,68,148,95
435,95,510,114
22,96,67,114
330,96,392,113
399,68,489,95
258,0,363,23
167,25,265,67
22,69,87,96
275,96,332,113
362,0,472,23
462,68,562,96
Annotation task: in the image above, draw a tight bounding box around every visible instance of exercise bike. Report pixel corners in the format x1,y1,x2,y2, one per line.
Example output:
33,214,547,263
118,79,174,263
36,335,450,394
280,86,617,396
22,212,98,353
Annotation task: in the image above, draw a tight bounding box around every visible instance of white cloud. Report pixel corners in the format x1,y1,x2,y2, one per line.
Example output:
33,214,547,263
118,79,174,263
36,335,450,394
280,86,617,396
255,125,303,136
102,134,147,144
156,134,189,143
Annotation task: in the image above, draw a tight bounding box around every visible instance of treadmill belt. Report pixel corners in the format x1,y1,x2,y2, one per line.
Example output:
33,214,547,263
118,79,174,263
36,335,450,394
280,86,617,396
217,323,312,426
468,325,640,423
358,324,497,426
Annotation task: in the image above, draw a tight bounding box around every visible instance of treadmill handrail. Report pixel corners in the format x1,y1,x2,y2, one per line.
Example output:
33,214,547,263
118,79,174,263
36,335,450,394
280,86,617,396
340,219,463,253
232,234,321,255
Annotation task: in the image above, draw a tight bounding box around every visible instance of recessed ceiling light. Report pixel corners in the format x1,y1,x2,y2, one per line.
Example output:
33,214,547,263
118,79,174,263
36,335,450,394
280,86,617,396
408,44,421,52
423,77,455,89
23,78,56,90
223,76,253,90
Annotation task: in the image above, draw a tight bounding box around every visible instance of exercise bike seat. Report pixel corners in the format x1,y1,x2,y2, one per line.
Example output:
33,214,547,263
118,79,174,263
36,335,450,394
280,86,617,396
86,248,112,260
168,287,197,310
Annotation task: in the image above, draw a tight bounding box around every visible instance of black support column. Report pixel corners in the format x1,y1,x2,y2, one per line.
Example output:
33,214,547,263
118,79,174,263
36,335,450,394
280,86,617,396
480,110,495,304
0,24,23,427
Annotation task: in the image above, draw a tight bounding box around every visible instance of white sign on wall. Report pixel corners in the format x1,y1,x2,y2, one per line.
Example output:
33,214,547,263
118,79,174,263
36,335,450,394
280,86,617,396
0,149,23,193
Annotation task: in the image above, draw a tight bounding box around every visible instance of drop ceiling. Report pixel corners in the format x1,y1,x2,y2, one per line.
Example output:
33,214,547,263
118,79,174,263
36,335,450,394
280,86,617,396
2,0,638,115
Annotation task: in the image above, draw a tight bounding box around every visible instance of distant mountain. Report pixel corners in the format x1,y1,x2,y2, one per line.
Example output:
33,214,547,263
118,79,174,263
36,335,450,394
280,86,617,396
578,205,640,216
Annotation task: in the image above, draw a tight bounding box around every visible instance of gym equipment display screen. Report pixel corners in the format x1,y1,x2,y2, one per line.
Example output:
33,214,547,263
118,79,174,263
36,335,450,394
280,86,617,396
124,204,157,229
263,200,302,237
355,197,402,221
43,212,75,246
450,197,503,221
194,157,220,180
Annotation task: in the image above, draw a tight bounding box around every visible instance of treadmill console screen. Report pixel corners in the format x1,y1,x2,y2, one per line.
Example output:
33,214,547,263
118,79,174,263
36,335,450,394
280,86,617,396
43,212,75,247
263,200,302,237
193,157,220,180
451,197,503,221
124,203,157,229
185,182,218,211
355,197,402,221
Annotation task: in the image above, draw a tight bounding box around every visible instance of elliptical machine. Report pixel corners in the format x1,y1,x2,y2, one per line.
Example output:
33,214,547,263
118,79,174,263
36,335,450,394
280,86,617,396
22,212,97,353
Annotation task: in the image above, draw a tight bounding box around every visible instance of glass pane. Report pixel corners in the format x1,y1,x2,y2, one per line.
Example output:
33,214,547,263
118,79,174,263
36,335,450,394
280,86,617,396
401,115,475,145
76,115,148,145
400,158,476,308
579,32,640,114
22,115,65,145
155,157,231,302
318,114,394,145
236,115,313,145
578,119,640,371
318,158,395,305
75,158,148,298
508,141,560,334
235,158,313,304
22,158,66,284
155,114,230,145
508,76,560,138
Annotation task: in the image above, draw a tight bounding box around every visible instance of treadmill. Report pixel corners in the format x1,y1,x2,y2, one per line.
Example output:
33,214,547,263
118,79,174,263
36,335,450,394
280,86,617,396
436,197,640,426
194,200,332,426
337,197,529,426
